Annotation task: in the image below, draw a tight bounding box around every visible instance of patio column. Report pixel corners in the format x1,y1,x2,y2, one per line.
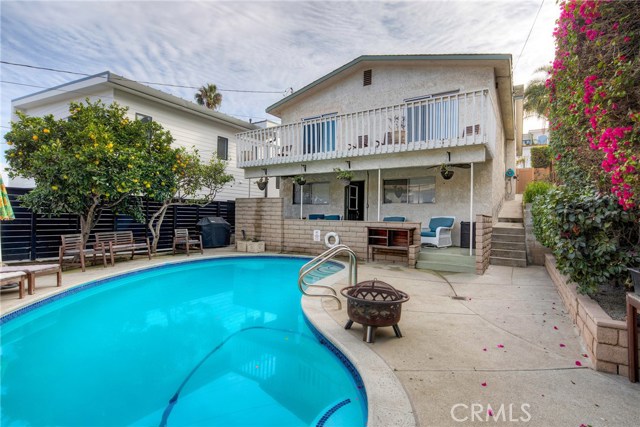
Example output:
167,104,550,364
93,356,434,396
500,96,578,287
300,184,304,220
377,168,381,221
469,162,474,256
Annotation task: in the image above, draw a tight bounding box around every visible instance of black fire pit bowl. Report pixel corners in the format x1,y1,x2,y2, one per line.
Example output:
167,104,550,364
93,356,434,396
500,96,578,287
340,279,410,343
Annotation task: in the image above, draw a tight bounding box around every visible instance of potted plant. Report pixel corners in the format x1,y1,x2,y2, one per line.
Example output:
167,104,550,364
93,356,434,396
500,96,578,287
256,177,269,191
293,175,307,186
440,164,454,180
247,237,265,253
334,168,354,186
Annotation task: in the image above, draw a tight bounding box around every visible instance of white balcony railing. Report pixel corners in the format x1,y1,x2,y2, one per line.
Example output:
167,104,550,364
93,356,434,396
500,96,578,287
237,89,495,168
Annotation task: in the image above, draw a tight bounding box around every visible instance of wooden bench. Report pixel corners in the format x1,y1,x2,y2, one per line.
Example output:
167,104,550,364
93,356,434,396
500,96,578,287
59,234,107,272
0,264,61,295
172,229,203,256
1,271,27,299
94,231,151,266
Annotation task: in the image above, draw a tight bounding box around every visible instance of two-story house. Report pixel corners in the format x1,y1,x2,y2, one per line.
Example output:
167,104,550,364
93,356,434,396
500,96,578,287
236,54,520,246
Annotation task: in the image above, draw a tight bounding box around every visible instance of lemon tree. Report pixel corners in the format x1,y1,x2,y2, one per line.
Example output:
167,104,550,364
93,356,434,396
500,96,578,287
4,99,176,246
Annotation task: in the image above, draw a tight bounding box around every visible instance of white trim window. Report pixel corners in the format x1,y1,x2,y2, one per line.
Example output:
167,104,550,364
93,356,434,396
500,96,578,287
384,177,435,204
293,182,330,205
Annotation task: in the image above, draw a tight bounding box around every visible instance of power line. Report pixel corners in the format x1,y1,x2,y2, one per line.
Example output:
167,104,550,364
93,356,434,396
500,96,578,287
514,0,546,70
0,60,285,94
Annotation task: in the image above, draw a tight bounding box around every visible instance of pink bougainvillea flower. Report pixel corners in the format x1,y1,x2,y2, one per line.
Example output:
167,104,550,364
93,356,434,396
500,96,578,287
575,360,583,367
582,353,589,358
481,382,487,387
553,326,559,330
488,409,494,416
560,343,566,347
497,344,504,348
483,348,487,352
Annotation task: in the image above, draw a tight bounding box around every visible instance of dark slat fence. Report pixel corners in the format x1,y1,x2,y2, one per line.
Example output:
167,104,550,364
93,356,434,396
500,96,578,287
1,188,235,262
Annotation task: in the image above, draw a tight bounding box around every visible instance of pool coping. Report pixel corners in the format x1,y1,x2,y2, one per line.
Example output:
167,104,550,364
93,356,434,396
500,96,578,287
302,266,417,427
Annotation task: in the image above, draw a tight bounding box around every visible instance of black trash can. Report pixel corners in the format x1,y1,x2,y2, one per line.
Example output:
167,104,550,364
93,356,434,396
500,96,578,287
460,221,476,249
196,217,231,248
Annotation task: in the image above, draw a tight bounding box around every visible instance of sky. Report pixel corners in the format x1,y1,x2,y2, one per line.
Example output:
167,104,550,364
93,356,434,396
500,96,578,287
0,0,559,144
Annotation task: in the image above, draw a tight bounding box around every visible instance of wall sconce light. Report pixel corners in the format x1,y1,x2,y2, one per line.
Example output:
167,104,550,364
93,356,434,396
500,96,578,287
301,164,307,172
346,160,351,169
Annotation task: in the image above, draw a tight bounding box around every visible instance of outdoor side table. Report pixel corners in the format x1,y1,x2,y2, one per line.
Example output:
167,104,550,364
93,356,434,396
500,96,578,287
626,292,640,382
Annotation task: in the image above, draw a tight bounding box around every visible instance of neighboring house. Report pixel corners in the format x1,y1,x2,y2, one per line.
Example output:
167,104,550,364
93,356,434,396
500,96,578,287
8,72,257,201
236,54,521,245
520,128,549,168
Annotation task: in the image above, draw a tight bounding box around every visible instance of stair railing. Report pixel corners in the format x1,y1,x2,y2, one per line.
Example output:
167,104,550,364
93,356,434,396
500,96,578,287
298,244,358,309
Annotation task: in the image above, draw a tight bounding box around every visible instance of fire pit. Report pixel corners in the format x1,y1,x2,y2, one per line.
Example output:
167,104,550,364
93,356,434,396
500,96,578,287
340,279,410,343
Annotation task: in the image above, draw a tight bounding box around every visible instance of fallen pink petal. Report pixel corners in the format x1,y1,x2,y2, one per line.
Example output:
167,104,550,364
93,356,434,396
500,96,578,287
582,354,589,358
488,409,494,416
575,361,582,367
559,343,566,347
554,326,559,330
497,344,504,348
483,348,487,352
481,382,487,387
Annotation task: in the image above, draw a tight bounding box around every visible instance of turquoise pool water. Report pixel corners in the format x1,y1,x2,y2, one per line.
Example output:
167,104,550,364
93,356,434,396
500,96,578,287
0,257,367,426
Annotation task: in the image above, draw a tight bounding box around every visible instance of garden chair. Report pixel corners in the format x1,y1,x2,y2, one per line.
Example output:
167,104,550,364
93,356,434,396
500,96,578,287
172,229,203,256
421,216,455,248
59,234,107,272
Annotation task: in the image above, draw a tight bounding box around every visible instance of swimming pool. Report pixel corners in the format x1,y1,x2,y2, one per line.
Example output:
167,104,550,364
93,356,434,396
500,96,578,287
0,256,367,426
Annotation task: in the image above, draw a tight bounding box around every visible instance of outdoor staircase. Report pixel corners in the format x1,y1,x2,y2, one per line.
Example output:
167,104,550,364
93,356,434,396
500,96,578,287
490,195,527,268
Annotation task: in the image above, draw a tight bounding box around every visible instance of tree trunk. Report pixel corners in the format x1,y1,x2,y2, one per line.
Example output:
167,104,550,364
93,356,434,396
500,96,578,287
148,202,170,253
79,197,101,248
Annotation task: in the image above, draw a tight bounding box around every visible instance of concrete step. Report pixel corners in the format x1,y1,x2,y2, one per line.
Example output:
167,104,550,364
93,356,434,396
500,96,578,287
492,226,525,236
491,248,526,260
490,256,527,268
498,217,523,223
491,240,526,251
491,233,526,243
416,260,476,274
417,250,475,266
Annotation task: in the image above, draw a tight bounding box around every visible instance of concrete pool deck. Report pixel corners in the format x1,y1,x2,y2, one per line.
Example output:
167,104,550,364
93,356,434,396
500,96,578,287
2,249,639,426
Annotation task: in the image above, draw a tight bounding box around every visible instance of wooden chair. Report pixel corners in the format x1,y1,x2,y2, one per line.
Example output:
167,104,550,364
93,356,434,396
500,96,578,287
172,229,203,256
59,234,107,272
1,271,27,299
94,231,151,266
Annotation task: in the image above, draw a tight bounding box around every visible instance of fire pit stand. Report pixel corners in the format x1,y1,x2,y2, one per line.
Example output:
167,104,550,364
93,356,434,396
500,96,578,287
340,279,410,343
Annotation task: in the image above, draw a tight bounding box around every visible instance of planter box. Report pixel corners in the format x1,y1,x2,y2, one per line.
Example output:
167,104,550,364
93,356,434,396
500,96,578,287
545,254,640,378
236,240,248,252
247,241,265,253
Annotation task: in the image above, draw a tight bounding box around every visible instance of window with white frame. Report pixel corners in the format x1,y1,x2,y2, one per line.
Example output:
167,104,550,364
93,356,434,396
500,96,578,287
217,136,229,160
383,177,435,204
293,182,330,205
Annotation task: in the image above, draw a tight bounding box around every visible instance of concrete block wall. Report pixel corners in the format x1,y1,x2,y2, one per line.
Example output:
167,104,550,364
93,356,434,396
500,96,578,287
475,214,492,274
545,254,640,378
524,203,551,265
235,198,284,252
283,220,421,264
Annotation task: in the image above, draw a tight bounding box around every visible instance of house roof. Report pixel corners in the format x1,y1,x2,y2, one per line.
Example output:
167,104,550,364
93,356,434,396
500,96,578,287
266,54,516,139
13,72,256,131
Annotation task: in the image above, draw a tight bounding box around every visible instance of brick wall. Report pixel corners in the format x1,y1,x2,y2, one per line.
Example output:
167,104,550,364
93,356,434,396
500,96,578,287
546,254,640,378
235,198,284,251
475,214,492,274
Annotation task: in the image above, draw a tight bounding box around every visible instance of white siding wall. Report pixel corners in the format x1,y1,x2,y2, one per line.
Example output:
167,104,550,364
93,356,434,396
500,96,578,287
114,90,250,201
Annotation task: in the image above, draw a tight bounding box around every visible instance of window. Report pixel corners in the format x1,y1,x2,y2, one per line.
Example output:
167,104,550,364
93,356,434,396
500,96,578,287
363,69,372,86
293,182,330,205
275,177,281,190
383,177,435,204
136,113,152,123
302,113,336,155
217,136,229,160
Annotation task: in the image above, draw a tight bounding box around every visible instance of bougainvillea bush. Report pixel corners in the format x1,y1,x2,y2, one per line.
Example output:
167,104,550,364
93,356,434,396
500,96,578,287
539,0,640,293
548,0,639,210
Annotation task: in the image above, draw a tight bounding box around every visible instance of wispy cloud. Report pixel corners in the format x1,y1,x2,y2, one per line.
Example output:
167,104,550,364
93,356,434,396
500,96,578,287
1,0,559,131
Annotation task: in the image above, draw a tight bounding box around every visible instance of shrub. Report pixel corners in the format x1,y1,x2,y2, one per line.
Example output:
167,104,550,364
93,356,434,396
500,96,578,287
523,181,554,204
532,185,640,294
530,146,551,169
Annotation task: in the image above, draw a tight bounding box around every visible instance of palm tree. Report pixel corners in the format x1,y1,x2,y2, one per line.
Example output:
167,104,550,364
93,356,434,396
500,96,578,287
524,65,552,119
194,83,222,110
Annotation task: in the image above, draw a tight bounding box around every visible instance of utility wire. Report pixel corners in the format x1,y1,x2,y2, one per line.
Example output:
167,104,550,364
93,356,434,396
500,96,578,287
514,0,546,70
0,60,285,94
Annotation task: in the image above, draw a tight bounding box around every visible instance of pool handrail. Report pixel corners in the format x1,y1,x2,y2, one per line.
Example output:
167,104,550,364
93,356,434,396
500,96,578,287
298,244,358,310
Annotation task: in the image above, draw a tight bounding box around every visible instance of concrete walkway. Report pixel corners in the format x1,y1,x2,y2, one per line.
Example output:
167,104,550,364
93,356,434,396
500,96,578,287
2,250,639,426
325,263,640,426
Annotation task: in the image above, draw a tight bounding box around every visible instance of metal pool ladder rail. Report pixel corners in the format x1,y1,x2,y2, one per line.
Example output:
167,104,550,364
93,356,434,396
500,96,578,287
298,244,358,310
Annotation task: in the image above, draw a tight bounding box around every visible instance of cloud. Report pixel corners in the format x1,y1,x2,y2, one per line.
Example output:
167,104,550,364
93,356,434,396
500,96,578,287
1,0,560,133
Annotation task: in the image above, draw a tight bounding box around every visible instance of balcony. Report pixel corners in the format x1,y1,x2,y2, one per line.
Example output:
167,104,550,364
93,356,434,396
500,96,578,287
236,89,497,168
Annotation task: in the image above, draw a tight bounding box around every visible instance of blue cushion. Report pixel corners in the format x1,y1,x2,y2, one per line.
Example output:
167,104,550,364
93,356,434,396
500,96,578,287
308,214,325,220
324,215,341,220
429,217,454,229
383,216,406,222
421,230,436,237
